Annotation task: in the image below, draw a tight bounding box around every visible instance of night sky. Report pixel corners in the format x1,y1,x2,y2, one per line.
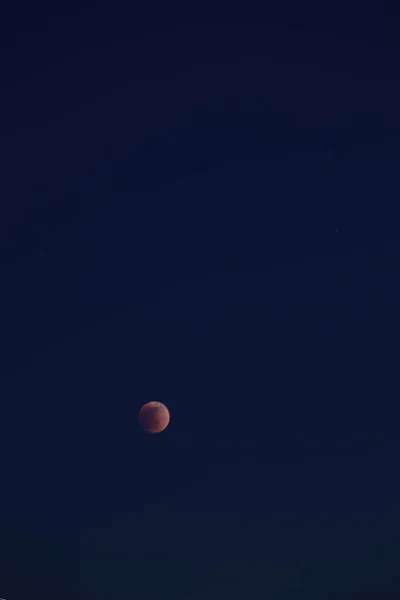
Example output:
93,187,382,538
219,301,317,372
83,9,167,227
1,5,400,599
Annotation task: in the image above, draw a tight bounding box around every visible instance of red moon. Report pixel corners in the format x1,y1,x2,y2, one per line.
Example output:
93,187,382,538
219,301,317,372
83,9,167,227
138,401,170,434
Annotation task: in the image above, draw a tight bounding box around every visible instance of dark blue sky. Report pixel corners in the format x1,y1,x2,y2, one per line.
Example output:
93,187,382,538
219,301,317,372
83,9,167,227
0,6,399,599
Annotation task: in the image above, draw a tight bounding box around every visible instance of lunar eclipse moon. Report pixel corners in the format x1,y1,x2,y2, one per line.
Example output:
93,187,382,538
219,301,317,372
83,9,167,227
138,401,170,434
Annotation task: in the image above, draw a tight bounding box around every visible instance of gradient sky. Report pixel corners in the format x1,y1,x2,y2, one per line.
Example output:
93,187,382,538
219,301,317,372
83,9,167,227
0,6,399,599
